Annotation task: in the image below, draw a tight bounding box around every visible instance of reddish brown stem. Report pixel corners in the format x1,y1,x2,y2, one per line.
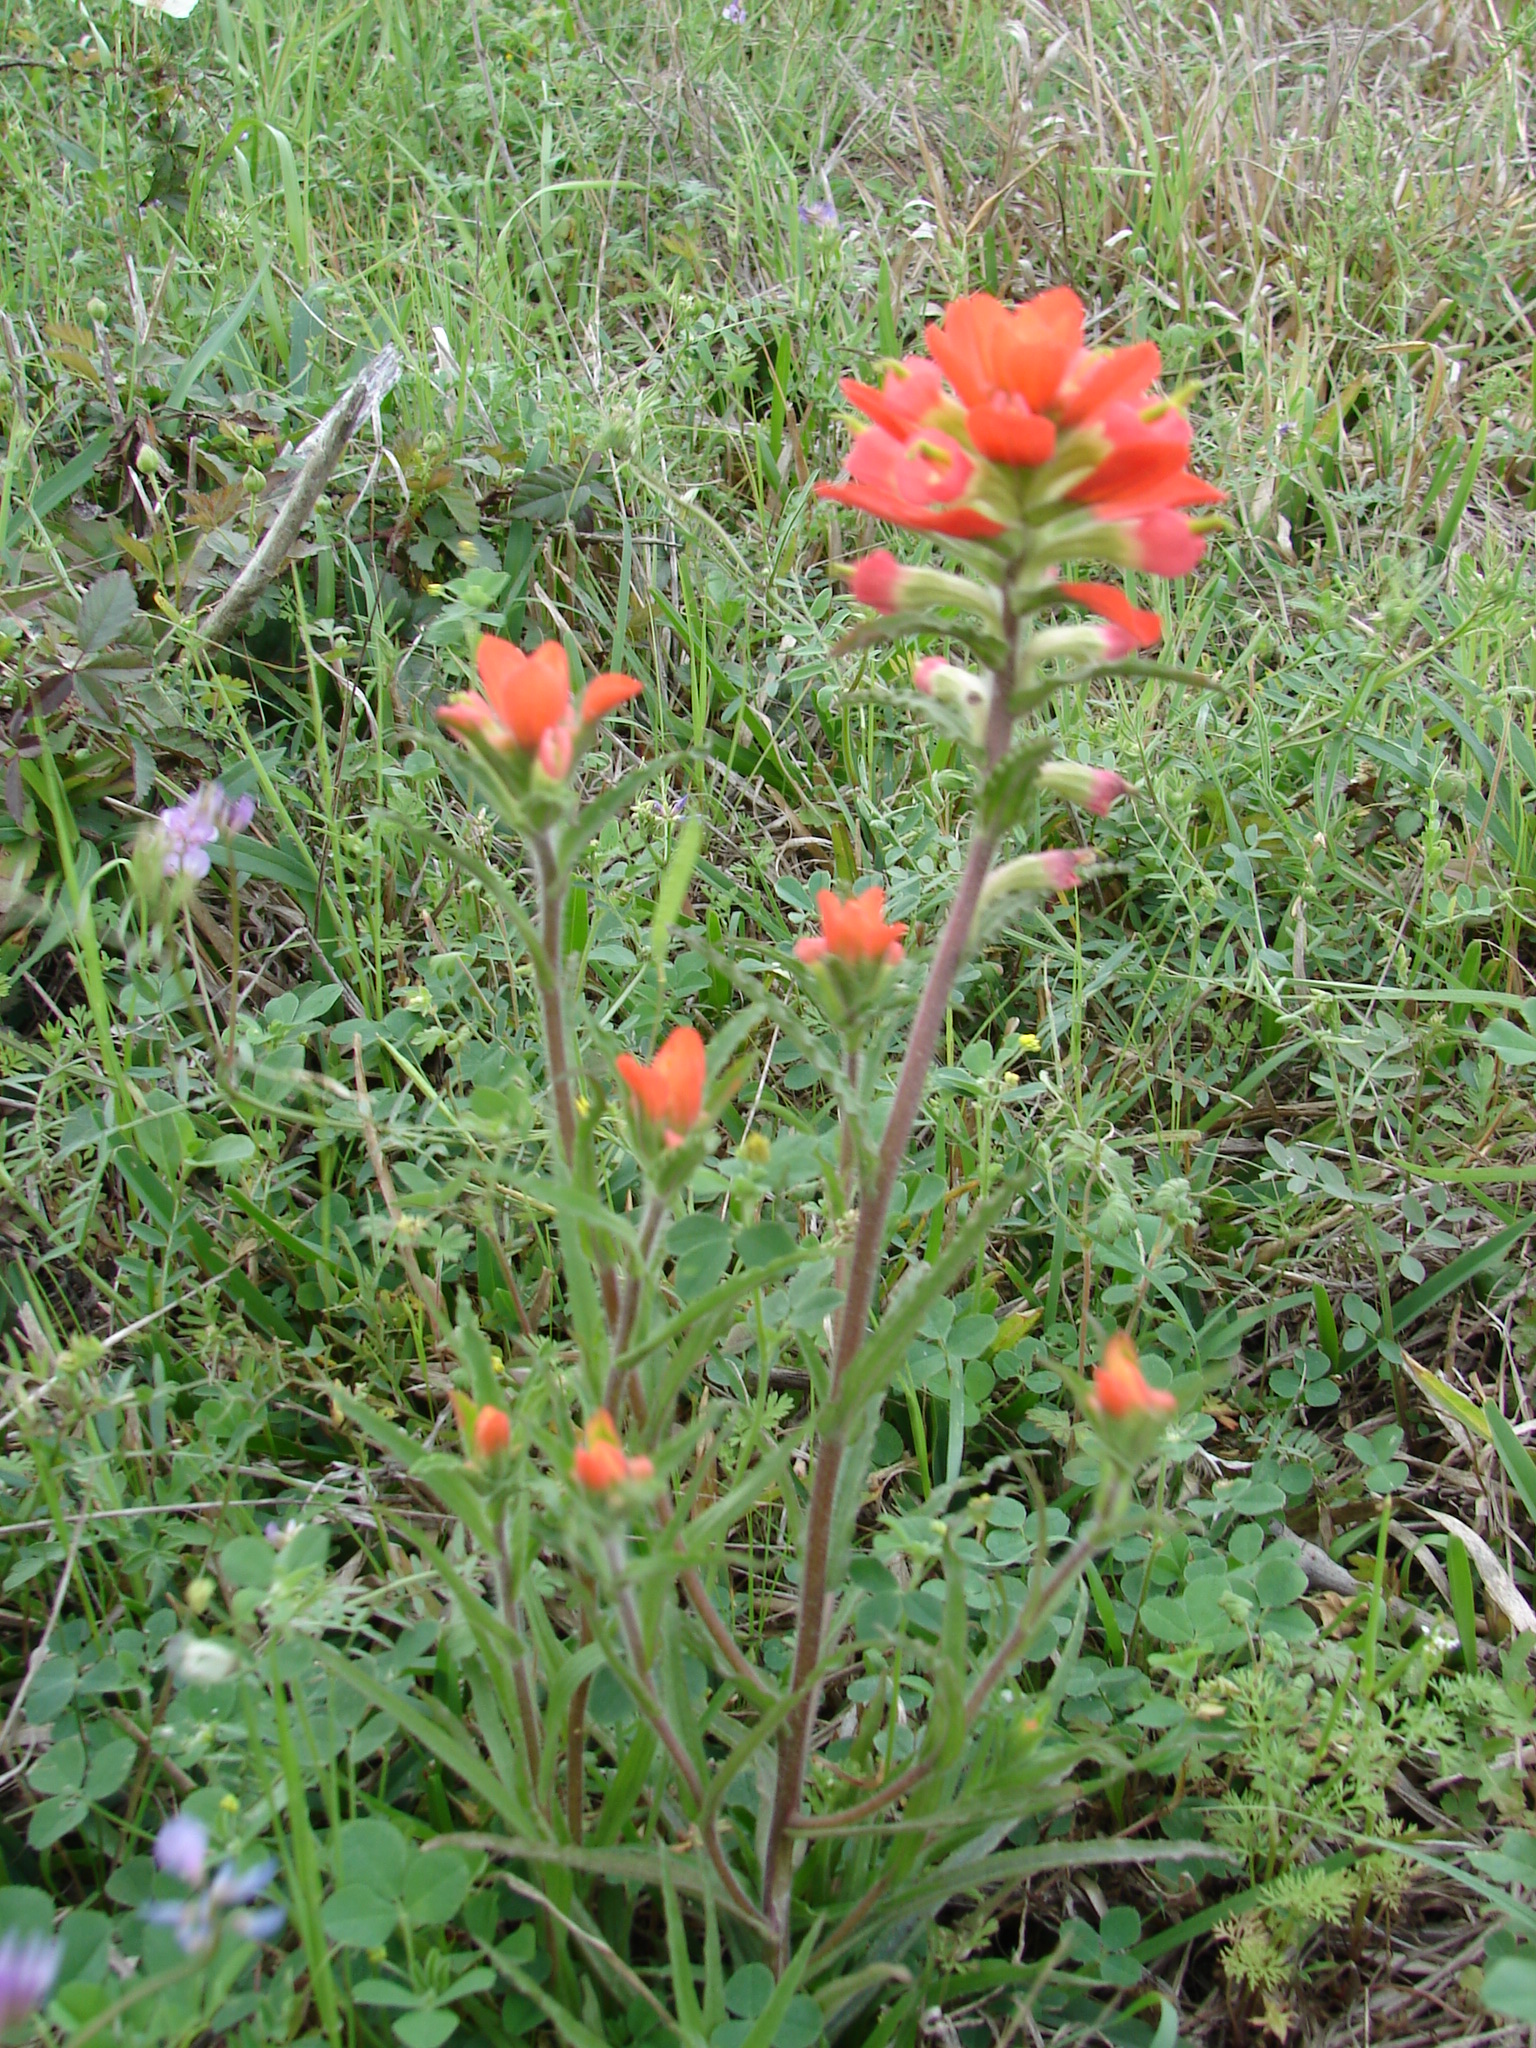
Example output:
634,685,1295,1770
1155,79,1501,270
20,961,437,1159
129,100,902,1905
759,581,1023,1952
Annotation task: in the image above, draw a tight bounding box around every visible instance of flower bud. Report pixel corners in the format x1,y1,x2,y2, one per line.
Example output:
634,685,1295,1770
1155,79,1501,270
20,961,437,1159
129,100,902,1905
135,441,165,477
1036,760,1134,816
841,552,1002,628
979,849,1095,914
912,656,990,745
185,1576,216,1616
472,1405,511,1459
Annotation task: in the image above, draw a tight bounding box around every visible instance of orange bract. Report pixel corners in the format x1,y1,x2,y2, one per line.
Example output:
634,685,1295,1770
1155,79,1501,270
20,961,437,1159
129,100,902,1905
616,1025,707,1148
437,636,642,767
477,637,572,749
581,671,644,723
473,1405,511,1458
574,1409,654,1491
1089,1332,1177,1420
925,287,1085,412
795,887,906,967
1058,581,1162,652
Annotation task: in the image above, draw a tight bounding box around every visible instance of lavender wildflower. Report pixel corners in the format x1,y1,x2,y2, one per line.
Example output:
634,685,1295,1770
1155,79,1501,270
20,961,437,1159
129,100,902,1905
143,1848,285,1956
156,782,255,882
0,1933,61,2029
153,1812,210,1887
799,198,839,231
722,0,746,20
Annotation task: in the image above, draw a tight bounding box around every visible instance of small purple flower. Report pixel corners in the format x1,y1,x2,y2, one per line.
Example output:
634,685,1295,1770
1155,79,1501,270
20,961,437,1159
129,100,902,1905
154,1812,210,1887
799,198,839,231
141,1894,215,1955
157,782,255,882
209,1858,279,1910
722,0,746,20
0,1933,61,2029
142,1835,284,1956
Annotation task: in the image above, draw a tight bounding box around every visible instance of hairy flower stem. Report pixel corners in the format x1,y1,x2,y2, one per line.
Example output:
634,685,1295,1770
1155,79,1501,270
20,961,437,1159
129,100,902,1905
761,582,1024,1953
566,1611,592,1843
532,835,580,1168
532,832,622,1334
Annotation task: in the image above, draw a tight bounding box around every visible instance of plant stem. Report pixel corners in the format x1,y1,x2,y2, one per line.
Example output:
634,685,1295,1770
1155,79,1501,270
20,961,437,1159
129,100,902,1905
760,579,1024,1950
532,832,579,1168
566,1612,591,1843
225,847,241,1067
532,830,622,1335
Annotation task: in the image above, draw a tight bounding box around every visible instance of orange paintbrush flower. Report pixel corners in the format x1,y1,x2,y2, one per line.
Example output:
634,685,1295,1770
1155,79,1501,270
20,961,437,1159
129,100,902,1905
1088,1332,1177,1421
437,636,641,777
573,1409,654,1492
616,1025,707,1149
794,887,906,968
817,283,1223,582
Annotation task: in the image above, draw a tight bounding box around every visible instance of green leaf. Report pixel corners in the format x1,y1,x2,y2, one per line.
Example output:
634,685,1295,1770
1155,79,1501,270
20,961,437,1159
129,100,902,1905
30,433,113,524
332,1818,409,1894
724,1967,773,2021
354,1980,424,2009
221,1536,276,1590
1406,1358,1489,1440
1254,1555,1308,1610
81,1738,135,1801
1446,1534,1479,1672
1099,1906,1142,1952
322,1884,398,1949
29,1734,84,1796
652,814,703,981
404,1848,472,1927
1138,1596,1192,1644
1480,1018,1536,1066
28,1791,86,1849
311,1643,539,1838
0,1888,56,1939
1483,1954,1536,2023
74,572,139,657
730,1919,821,2048
168,275,264,411
394,2014,458,2048
1486,1403,1536,1528
1385,1218,1531,1346
979,737,1054,832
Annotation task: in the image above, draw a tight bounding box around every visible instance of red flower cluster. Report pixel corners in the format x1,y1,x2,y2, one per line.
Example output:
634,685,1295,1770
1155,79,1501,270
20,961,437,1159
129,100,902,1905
573,1409,653,1492
616,1025,707,1149
820,287,1222,580
439,636,641,778
794,887,906,968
